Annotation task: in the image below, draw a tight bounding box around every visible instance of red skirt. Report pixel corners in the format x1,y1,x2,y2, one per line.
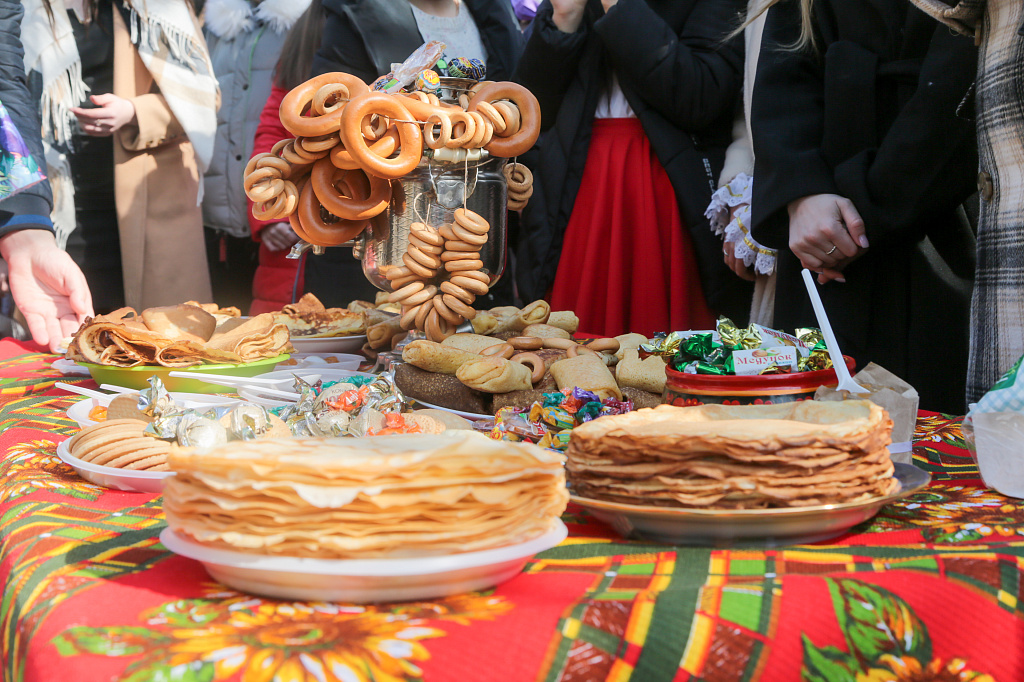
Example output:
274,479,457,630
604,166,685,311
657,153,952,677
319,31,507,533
548,118,714,338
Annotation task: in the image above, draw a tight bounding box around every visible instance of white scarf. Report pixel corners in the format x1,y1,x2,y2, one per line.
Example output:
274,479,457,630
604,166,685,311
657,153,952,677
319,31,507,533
21,0,219,244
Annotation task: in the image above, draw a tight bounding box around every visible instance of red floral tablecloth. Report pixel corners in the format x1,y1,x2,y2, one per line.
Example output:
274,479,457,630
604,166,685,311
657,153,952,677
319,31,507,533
0,339,1019,682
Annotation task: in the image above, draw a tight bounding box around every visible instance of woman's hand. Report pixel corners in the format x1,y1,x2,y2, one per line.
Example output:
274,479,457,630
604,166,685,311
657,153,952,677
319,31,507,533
0,230,93,352
71,94,137,137
261,222,300,252
787,194,868,279
551,0,587,32
722,240,755,282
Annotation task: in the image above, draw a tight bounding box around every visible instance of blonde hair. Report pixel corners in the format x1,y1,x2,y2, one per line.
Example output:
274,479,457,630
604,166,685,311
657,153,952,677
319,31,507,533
733,0,817,51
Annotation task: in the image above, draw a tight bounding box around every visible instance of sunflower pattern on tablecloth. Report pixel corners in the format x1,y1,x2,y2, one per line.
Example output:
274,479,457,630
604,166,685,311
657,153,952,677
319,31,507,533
53,586,514,682
802,579,995,682
0,439,102,502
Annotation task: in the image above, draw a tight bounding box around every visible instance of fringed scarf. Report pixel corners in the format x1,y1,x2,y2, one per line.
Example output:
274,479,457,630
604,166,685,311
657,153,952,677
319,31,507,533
21,0,218,245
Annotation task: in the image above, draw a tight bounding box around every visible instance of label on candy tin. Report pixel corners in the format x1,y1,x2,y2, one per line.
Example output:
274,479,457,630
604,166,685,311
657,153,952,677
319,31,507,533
732,347,799,375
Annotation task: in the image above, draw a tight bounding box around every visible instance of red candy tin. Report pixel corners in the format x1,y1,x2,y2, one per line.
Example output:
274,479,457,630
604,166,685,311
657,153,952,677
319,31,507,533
663,356,856,407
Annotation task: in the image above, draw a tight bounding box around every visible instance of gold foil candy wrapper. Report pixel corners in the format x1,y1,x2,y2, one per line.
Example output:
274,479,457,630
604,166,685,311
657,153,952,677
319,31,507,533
716,317,744,348
798,343,833,372
758,364,792,375
796,327,824,347
138,376,176,418
639,331,686,358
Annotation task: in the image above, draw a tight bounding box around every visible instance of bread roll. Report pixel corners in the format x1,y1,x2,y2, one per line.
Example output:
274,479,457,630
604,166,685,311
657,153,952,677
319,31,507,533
442,333,505,355
547,311,579,334
456,356,534,393
493,389,548,412
402,340,480,374
615,348,668,394
549,354,622,400
522,323,571,340
413,409,473,429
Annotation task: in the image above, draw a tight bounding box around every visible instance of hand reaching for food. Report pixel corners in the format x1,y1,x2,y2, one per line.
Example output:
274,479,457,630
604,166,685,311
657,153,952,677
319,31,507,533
71,94,137,137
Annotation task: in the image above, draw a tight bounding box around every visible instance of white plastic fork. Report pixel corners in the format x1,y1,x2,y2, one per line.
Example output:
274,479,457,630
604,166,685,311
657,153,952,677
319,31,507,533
54,382,114,400
166,372,300,400
800,269,869,394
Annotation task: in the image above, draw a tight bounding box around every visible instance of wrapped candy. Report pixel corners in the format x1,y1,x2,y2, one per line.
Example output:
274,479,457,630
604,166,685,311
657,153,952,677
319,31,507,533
371,73,399,92
415,69,441,93
447,56,474,79
484,387,635,450
466,58,486,80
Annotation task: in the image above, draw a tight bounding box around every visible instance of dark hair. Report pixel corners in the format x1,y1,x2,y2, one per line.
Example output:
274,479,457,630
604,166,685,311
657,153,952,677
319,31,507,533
273,0,324,90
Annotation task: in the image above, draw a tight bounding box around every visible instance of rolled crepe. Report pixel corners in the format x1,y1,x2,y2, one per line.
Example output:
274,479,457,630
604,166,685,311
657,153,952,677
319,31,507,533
471,313,499,336
442,333,506,355
489,306,521,317
549,354,622,401
402,340,481,375
547,311,579,334
364,308,395,327
615,348,668,394
522,323,571,340
367,316,404,350
141,304,216,342
456,356,534,393
347,300,376,313
395,363,491,414
615,333,648,361
490,300,552,335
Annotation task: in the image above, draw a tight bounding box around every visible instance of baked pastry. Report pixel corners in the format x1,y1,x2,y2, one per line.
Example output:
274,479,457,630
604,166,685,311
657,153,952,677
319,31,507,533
615,349,668,394
567,400,896,509
549,354,622,401
402,339,481,375
395,362,491,414
456,356,534,393
163,431,569,558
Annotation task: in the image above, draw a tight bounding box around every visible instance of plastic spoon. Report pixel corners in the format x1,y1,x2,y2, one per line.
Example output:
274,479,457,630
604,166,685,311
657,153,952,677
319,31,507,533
54,382,114,400
800,269,868,394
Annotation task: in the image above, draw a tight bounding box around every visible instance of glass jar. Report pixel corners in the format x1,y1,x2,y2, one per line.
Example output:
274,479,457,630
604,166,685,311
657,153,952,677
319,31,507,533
361,153,507,292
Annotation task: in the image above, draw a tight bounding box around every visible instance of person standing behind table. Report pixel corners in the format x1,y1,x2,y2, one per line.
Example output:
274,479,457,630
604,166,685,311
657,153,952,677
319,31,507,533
512,0,751,339
0,0,93,351
748,0,978,414
706,1,777,327
202,0,311,311
909,0,1024,404
22,0,217,314
308,0,523,309
246,0,324,315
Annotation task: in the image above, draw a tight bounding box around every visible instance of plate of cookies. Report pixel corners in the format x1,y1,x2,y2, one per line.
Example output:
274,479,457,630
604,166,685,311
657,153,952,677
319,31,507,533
57,420,176,493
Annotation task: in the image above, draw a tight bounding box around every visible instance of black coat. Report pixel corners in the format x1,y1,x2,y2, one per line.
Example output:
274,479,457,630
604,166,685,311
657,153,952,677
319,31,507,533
750,0,978,414
512,0,752,321
0,0,54,238
313,0,523,83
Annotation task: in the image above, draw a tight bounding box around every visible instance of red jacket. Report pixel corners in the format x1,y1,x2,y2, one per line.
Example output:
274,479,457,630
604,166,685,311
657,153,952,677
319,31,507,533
247,85,304,315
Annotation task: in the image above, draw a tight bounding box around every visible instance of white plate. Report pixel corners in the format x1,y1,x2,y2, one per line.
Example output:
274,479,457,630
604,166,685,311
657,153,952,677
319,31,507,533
274,353,363,370
236,368,376,407
160,521,567,602
571,462,931,547
56,439,172,493
412,398,491,422
289,335,367,353
65,392,241,428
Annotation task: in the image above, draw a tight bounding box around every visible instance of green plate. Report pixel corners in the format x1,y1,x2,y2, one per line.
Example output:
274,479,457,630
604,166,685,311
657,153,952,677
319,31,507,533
78,354,291,393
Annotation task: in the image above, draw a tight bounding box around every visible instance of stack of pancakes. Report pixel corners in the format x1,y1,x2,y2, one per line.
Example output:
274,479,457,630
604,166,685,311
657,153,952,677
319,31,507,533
163,431,569,559
567,400,896,509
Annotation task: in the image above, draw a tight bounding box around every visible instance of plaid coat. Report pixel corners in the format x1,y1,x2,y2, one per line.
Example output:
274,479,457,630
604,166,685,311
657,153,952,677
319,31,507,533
911,0,1024,404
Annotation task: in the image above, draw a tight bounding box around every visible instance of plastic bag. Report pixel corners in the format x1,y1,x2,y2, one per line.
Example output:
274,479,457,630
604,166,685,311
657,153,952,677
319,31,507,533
964,355,1024,498
0,97,45,202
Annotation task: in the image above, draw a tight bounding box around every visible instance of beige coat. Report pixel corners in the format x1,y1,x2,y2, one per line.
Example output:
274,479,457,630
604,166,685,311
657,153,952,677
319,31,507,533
111,8,212,310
